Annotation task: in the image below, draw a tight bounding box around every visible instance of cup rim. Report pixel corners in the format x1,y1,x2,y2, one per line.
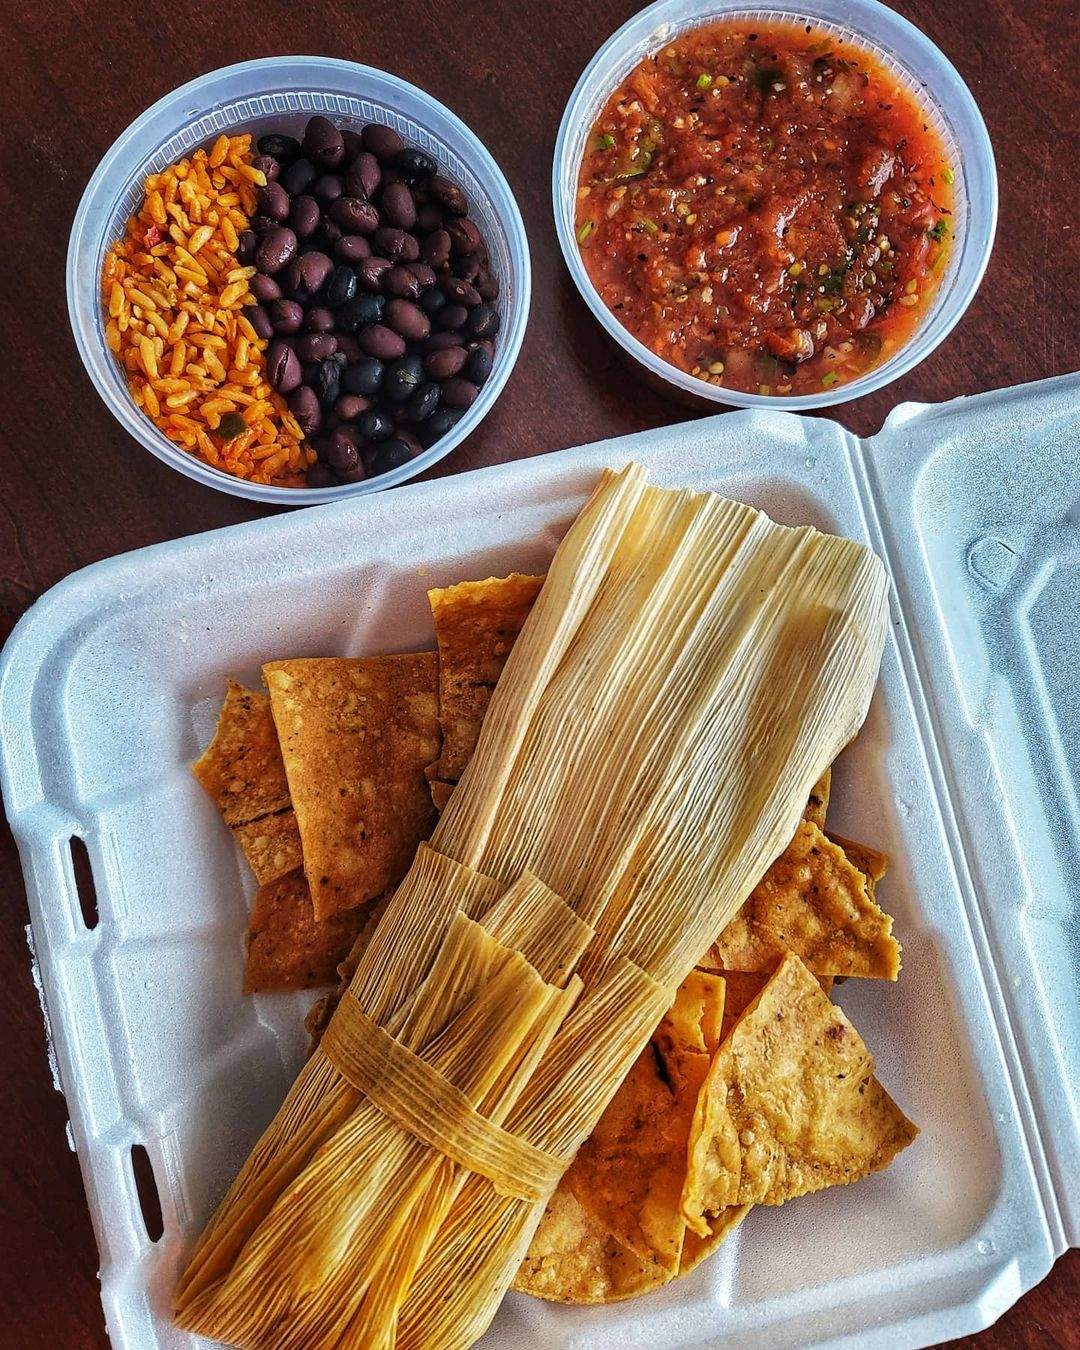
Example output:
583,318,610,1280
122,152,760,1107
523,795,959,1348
68,56,531,503
551,0,998,411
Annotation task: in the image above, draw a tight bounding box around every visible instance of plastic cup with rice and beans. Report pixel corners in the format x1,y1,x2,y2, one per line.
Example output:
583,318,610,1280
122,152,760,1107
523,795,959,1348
68,58,530,502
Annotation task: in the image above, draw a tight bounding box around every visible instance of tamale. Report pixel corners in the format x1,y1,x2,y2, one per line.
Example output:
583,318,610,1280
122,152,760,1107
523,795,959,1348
175,465,891,1349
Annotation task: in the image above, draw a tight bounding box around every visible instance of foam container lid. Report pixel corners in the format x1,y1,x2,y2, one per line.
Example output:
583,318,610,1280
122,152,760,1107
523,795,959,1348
1,373,1076,1349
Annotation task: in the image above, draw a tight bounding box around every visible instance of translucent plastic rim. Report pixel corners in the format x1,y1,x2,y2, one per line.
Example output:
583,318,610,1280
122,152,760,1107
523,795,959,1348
552,0,997,410
68,57,531,504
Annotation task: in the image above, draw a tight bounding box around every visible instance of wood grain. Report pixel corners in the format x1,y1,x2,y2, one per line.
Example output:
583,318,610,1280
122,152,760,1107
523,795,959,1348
0,1,1076,1345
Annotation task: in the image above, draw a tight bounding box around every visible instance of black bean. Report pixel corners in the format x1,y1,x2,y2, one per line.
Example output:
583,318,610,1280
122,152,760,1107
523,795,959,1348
251,153,281,183
383,354,424,402
306,462,338,488
362,123,405,162
418,285,447,317
453,253,483,284
381,181,417,230
250,213,279,235
374,227,416,261
250,273,282,304
337,292,385,332
447,218,482,254
407,380,441,423
314,176,343,205
301,361,320,387
425,345,467,379
288,385,322,435
236,230,259,264
298,332,339,362
335,393,370,420
303,115,345,169
436,303,469,332
425,330,465,351
326,428,359,472
429,174,468,215
464,343,494,386
245,303,275,341
343,358,384,396
256,225,298,274
330,196,379,235
338,463,369,484
384,266,422,300
358,323,406,360
358,407,395,440
441,378,478,408
366,437,415,476
257,181,290,222
422,229,451,269
442,276,480,307
313,357,343,408
326,264,359,308
358,256,393,292
467,303,501,339
288,251,334,298
336,234,371,263
385,298,430,340
393,148,437,183
345,151,381,199
304,305,335,332
336,334,362,362
416,203,443,233
282,157,318,196
267,340,302,393
287,194,320,239
419,404,464,447
270,298,305,334
475,269,500,301
258,133,301,163
407,262,437,288
315,218,343,248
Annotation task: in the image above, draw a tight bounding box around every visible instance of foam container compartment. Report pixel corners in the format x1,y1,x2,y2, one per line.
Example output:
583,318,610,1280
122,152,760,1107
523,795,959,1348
1,373,1076,1349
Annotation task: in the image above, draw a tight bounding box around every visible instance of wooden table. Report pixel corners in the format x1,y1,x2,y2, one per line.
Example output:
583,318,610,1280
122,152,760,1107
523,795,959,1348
0,1,1076,1344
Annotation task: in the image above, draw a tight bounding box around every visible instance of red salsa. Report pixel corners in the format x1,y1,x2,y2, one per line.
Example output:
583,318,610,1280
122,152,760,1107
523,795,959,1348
576,20,954,395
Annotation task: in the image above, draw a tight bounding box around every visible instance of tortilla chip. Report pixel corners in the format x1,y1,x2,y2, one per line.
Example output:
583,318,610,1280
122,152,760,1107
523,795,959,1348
712,966,833,1042
233,810,304,886
804,766,832,830
703,821,900,979
264,654,440,921
682,953,917,1228
244,868,371,993
515,972,725,1302
513,1189,665,1304
676,1203,751,1276
427,573,544,783
828,832,889,893
304,890,394,1051
192,679,303,884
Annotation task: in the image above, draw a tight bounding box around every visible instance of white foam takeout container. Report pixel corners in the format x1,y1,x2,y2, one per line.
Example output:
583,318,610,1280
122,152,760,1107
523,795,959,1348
1,373,1077,1349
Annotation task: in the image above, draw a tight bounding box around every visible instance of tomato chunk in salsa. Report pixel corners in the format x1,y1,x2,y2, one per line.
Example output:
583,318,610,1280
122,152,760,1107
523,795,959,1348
576,20,954,395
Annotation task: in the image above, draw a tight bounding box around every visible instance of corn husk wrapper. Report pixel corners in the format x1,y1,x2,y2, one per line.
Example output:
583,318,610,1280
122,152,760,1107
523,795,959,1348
175,465,889,1349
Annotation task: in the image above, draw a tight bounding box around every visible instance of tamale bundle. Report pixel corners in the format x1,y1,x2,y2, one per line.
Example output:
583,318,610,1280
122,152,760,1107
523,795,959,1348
174,464,889,1349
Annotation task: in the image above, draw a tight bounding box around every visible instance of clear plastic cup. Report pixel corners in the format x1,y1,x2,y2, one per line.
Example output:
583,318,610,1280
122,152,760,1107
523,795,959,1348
69,57,531,503
552,0,997,410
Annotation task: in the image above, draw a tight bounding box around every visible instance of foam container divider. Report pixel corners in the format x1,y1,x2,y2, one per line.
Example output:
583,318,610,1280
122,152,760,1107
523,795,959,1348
1,372,1076,1349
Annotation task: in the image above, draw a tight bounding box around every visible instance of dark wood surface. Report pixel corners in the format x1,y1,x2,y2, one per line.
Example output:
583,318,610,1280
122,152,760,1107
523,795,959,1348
0,1,1076,1345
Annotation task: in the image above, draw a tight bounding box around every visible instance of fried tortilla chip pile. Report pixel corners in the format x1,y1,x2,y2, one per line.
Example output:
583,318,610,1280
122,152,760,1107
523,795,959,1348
516,766,912,1305
192,560,914,1311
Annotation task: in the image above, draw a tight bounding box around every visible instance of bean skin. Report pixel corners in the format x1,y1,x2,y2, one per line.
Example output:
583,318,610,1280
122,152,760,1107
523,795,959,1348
331,196,380,235
303,116,346,169
297,332,339,362
381,181,417,230
288,384,322,435
245,304,275,340
289,195,321,238
441,377,479,408
335,234,371,263
362,123,405,161
250,273,282,304
270,299,305,334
